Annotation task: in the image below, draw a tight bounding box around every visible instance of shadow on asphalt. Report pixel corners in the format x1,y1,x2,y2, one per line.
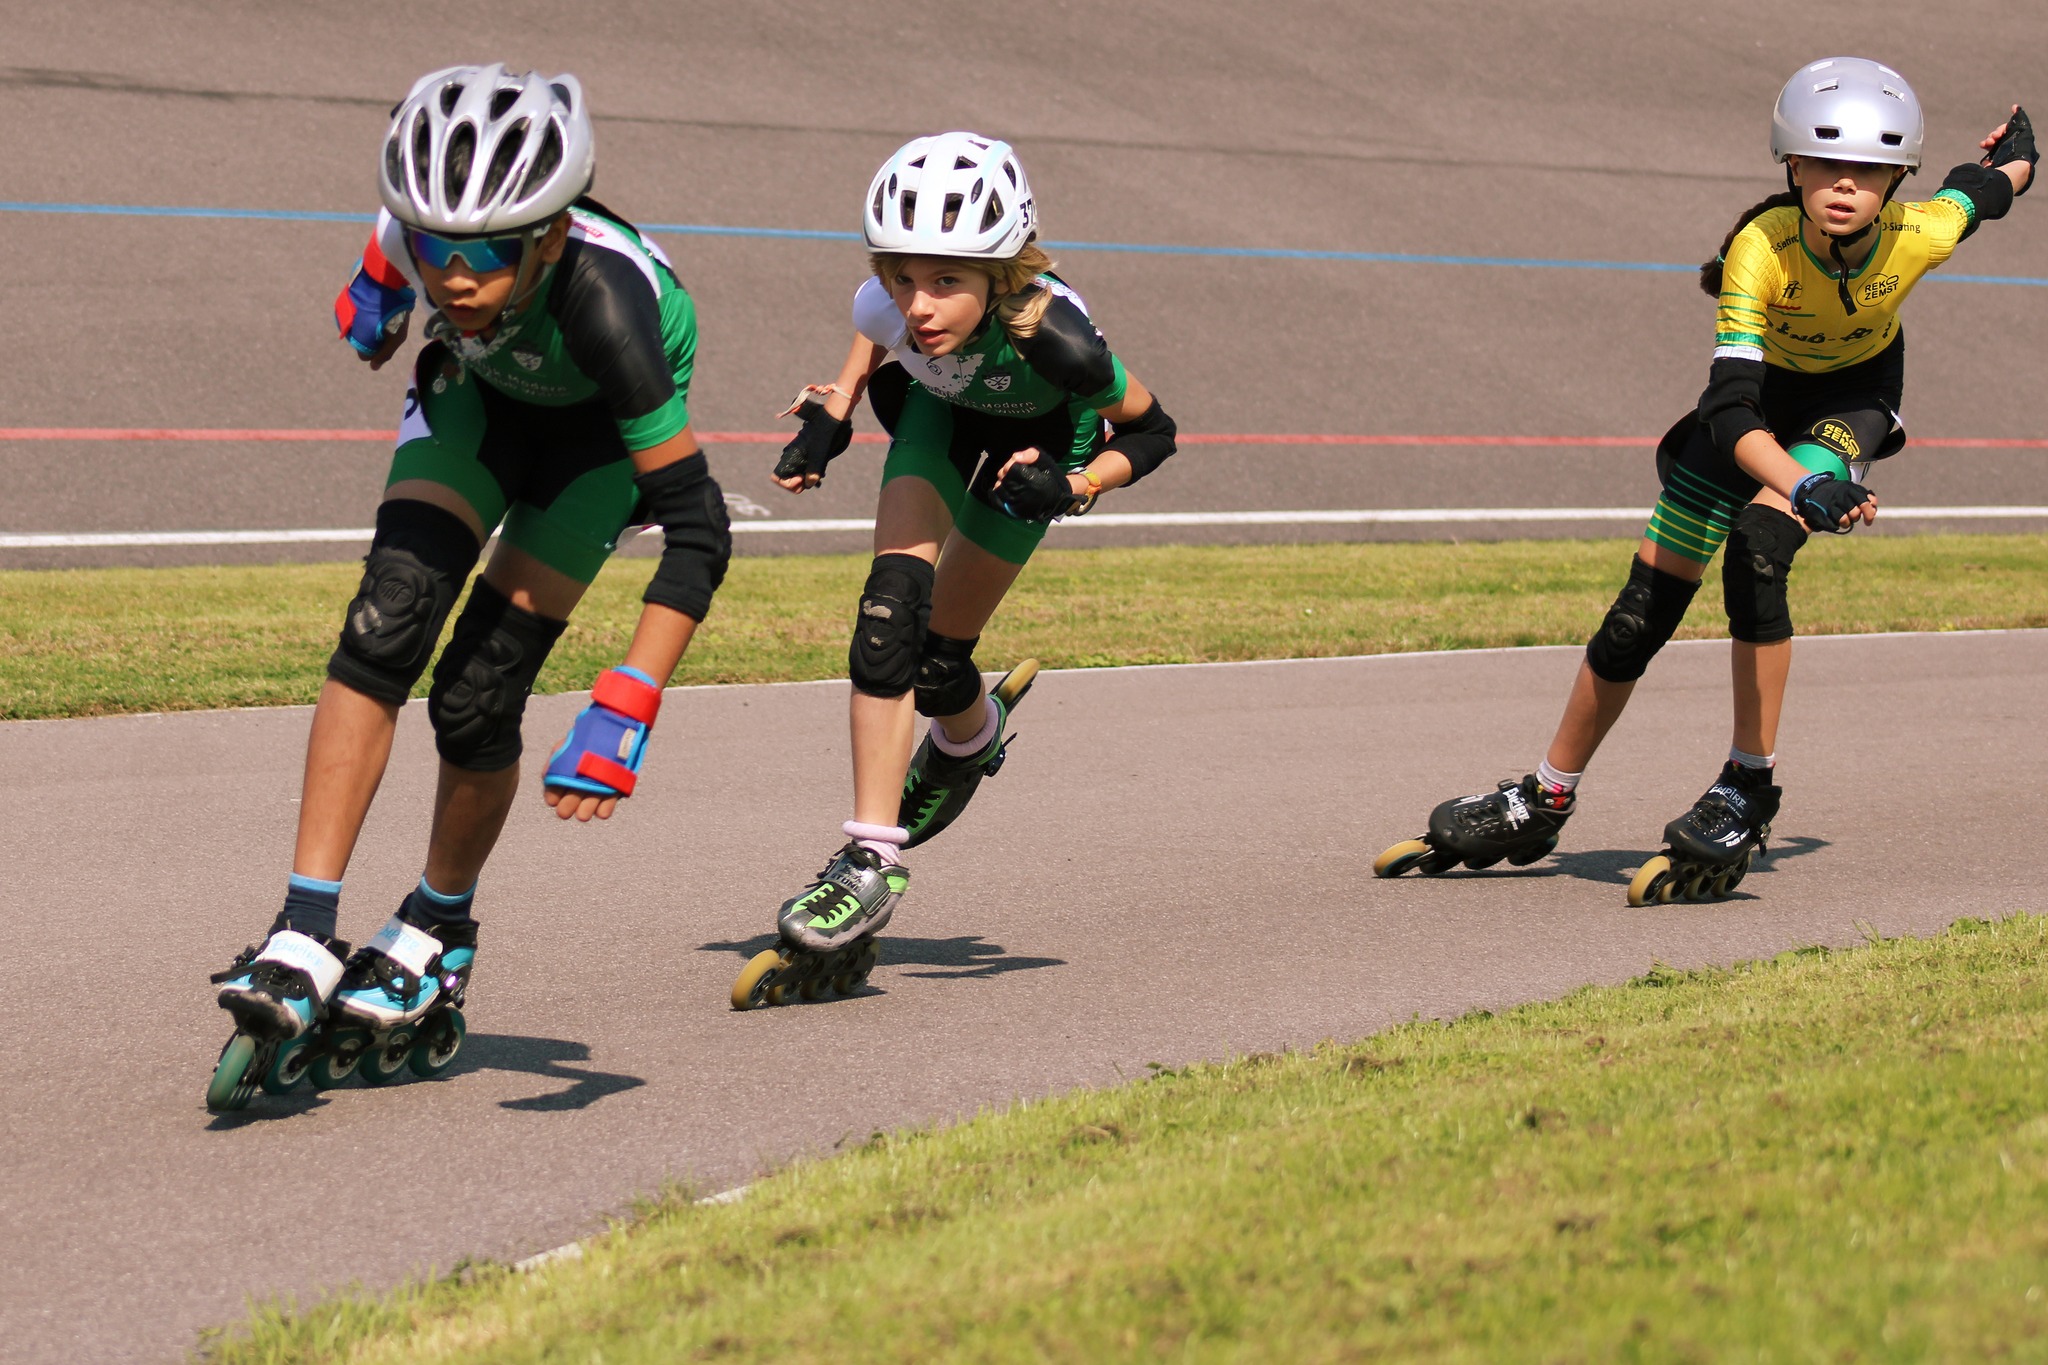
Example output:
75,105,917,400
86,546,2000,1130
1379,835,1832,890
202,1033,645,1128
700,933,1066,982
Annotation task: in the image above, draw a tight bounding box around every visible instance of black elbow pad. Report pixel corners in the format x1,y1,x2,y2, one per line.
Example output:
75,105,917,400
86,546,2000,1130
1103,397,1177,484
634,452,731,622
1937,163,2014,233
1698,357,1767,458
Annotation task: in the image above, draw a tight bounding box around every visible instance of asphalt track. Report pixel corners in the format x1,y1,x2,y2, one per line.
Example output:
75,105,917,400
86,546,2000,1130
1,632,2042,1363
3,0,2047,567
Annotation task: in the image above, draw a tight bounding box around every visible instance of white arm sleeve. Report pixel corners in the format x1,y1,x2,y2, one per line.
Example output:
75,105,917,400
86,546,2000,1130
851,276,907,351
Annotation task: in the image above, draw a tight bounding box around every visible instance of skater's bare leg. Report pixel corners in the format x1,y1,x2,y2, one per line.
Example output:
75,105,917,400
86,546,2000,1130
1730,638,1792,758
1543,538,1707,774
927,534,1023,745
850,476,950,827
292,681,402,881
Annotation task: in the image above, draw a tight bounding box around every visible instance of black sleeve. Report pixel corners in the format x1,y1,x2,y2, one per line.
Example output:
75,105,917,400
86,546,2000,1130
550,237,679,423
1012,295,1119,398
1938,163,2015,236
1698,356,1769,458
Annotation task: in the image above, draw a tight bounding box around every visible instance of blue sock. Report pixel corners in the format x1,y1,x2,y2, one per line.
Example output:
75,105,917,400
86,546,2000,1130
404,876,477,928
274,873,343,940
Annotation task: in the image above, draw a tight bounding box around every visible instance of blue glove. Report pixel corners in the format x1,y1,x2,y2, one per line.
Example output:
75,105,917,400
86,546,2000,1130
545,667,662,798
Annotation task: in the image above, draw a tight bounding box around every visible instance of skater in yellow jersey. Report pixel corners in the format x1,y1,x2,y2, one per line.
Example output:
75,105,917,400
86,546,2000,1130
731,132,1180,1008
1377,58,2034,904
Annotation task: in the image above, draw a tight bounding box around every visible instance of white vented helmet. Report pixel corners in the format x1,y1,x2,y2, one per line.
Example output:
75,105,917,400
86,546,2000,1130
1771,57,1924,169
380,64,596,234
862,132,1036,259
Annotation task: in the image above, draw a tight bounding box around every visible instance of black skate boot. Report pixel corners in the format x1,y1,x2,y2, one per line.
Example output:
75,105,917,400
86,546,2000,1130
898,659,1037,849
1376,774,1575,877
1627,761,1781,906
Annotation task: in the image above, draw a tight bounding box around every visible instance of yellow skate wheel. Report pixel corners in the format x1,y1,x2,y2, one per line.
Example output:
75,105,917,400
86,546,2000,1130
1373,838,1434,878
799,975,827,1001
1627,856,1674,908
731,948,788,1011
994,658,1040,706
1681,867,1714,901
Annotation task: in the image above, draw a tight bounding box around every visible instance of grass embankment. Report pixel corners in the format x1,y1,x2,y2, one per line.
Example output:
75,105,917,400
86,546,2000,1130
203,915,2048,1363
5,534,2046,720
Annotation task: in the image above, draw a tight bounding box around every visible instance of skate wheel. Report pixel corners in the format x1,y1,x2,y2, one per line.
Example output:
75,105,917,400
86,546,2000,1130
1463,855,1502,872
206,1033,267,1113
994,658,1040,707
1626,856,1673,908
799,975,827,1002
410,1009,467,1078
358,1026,417,1086
261,1037,313,1095
312,1028,368,1089
1416,850,1458,876
1710,866,1741,898
1507,837,1558,868
1372,838,1434,878
731,948,788,1012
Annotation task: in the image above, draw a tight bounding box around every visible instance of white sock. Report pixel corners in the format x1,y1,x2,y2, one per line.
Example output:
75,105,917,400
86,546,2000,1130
842,820,908,867
1536,759,1583,793
930,695,997,757
1729,746,1775,769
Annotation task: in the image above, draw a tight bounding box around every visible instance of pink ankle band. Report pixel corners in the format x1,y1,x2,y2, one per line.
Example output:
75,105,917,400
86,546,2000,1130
843,820,907,846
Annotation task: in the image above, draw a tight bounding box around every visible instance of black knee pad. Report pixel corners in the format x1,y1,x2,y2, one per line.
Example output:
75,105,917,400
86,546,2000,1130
914,632,982,717
327,501,481,704
426,579,567,772
848,552,933,698
1585,556,1701,683
1723,504,1808,644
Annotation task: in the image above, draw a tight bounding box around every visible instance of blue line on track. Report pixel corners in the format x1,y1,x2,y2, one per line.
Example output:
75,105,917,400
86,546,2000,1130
4,199,2046,287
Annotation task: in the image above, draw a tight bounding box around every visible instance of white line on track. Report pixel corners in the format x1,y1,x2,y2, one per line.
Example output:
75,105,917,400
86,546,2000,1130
511,1183,752,1274
5,505,2047,549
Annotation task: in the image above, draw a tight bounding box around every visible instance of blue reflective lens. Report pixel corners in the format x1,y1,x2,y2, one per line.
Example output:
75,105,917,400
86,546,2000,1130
405,228,529,273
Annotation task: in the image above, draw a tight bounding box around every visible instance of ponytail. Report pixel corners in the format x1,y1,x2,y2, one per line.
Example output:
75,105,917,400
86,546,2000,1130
1699,190,1800,296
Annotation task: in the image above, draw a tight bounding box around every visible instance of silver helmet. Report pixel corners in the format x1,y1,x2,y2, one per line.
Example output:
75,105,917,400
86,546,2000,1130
1771,57,1923,169
380,64,595,234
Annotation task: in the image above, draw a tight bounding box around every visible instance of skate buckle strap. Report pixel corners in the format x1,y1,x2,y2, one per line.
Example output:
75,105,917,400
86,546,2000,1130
590,667,662,726
364,917,444,978
254,930,346,998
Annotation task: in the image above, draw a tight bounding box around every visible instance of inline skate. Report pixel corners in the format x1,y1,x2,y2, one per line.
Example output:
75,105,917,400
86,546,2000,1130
899,659,1038,848
1627,761,1778,906
207,928,349,1113
731,841,904,1010
1374,774,1575,877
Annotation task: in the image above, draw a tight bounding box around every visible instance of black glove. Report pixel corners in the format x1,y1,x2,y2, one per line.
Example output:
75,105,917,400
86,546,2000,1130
1988,105,2037,195
1791,472,1873,534
773,398,853,483
992,457,1083,523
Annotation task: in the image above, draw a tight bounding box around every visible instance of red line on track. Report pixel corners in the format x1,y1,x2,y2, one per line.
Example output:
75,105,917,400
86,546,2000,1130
0,428,2042,449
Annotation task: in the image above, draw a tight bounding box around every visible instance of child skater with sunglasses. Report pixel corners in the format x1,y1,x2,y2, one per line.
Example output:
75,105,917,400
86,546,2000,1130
206,65,731,1108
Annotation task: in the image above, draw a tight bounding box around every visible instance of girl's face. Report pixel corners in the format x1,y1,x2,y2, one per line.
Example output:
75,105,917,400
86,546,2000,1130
413,216,570,332
1786,155,1904,236
885,257,995,357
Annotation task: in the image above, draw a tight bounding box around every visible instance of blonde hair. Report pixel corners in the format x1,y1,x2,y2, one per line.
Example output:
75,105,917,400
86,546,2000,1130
868,242,1061,340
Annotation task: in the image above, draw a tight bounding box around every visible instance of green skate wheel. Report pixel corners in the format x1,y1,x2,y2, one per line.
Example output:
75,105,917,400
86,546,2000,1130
1372,838,1434,878
206,1033,266,1113
261,1037,313,1095
409,1009,467,1078
1627,855,1674,908
312,1028,368,1089
1507,837,1558,867
358,1026,417,1086
732,948,788,1011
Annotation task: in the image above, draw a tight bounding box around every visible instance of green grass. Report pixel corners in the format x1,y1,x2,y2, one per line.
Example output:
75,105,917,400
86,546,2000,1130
198,915,2048,1363
5,534,2047,720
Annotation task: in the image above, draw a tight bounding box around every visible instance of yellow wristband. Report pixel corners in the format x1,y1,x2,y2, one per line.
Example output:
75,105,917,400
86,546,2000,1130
1080,468,1103,493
